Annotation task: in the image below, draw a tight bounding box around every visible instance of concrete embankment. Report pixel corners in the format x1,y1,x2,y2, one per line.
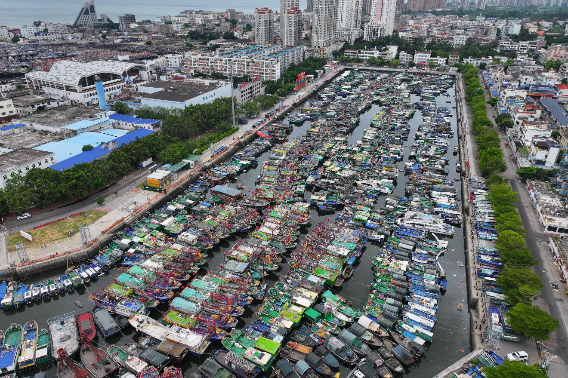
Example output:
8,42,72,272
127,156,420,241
454,73,483,351
0,67,346,280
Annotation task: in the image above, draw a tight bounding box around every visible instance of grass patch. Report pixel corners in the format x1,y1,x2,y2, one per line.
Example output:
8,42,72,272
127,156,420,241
8,210,107,248
136,181,146,190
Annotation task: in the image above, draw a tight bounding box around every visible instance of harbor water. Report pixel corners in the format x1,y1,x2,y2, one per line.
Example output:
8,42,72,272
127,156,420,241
0,75,470,377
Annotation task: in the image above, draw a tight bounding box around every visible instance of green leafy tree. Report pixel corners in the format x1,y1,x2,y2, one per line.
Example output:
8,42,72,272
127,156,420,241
97,197,105,206
486,174,507,186
112,101,132,115
254,95,279,109
238,101,260,118
545,59,563,72
497,269,542,304
495,230,527,254
82,144,94,152
486,97,498,108
487,184,518,207
390,59,399,67
186,42,194,48
33,20,42,27
551,130,560,140
506,303,559,340
245,24,252,32
101,33,107,40
408,61,416,67
479,62,487,70
484,361,547,378
495,212,526,235
11,36,20,43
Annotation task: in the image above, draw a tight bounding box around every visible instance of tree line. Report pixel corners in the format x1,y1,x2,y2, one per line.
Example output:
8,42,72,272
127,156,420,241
0,97,236,216
462,63,559,341
486,183,560,341
462,64,507,177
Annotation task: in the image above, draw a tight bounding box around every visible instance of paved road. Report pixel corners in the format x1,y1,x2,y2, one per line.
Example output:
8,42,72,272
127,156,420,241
472,72,568,373
5,65,343,234
5,167,152,232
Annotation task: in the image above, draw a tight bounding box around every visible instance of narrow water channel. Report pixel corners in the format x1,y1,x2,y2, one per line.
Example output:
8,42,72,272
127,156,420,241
0,76,470,378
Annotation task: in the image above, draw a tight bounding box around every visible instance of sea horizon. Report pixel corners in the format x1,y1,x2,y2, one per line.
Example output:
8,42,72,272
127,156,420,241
0,0,297,29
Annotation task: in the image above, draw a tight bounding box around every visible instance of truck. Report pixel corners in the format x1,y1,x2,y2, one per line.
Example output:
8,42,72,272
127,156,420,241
138,158,153,169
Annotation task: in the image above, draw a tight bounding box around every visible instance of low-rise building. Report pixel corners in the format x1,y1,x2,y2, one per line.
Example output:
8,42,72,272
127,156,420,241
234,80,265,104
399,51,413,65
413,51,431,65
134,79,232,109
448,54,460,65
0,97,18,124
0,148,56,188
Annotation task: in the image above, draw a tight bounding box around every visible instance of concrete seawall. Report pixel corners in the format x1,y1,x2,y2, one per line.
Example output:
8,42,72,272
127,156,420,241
0,67,346,280
454,72,482,351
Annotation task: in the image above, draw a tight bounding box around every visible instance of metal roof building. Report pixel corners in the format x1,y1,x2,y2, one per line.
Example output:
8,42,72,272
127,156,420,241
48,128,153,171
26,61,138,87
35,132,115,164
25,60,141,106
541,97,568,128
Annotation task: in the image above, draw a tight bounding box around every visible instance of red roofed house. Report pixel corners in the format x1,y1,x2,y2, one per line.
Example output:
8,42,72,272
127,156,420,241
554,83,568,102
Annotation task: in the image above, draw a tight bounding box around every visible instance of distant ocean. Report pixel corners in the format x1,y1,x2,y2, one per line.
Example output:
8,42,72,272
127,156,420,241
0,0,293,28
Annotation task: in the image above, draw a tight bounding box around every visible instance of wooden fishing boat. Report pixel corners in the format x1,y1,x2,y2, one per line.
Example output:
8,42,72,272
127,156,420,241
18,320,38,369
35,329,51,365
80,339,118,378
108,345,148,375
77,312,96,341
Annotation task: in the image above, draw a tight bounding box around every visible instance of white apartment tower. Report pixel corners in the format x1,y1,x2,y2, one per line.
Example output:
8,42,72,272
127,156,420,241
254,8,274,44
369,0,396,36
336,0,363,31
312,0,337,49
280,0,302,47
281,8,302,47
74,0,98,27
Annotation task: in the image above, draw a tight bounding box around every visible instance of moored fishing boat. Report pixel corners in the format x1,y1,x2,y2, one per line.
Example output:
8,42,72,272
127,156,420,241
108,345,148,375
35,329,50,365
77,312,96,341
18,320,38,369
48,312,79,359
80,339,118,378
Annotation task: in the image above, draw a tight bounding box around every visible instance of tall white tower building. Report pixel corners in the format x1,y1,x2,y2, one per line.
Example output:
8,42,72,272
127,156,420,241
312,0,337,49
280,0,302,47
336,0,363,31
281,8,303,47
254,8,274,44
369,0,396,36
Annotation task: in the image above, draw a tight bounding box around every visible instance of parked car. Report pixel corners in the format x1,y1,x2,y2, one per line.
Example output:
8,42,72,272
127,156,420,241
506,351,528,362
17,213,31,220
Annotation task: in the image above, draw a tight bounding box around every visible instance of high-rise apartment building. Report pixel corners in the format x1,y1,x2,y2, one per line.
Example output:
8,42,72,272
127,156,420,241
281,8,303,47
312,0,337,49
254,8,274,44
369,0,396,36
307,0,314,11
280,0,302,47
74,0,98,27
336,0,363,31
119,14,136,30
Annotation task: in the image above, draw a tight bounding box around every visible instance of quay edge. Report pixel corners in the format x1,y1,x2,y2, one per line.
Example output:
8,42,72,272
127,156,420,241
0,65,348,281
